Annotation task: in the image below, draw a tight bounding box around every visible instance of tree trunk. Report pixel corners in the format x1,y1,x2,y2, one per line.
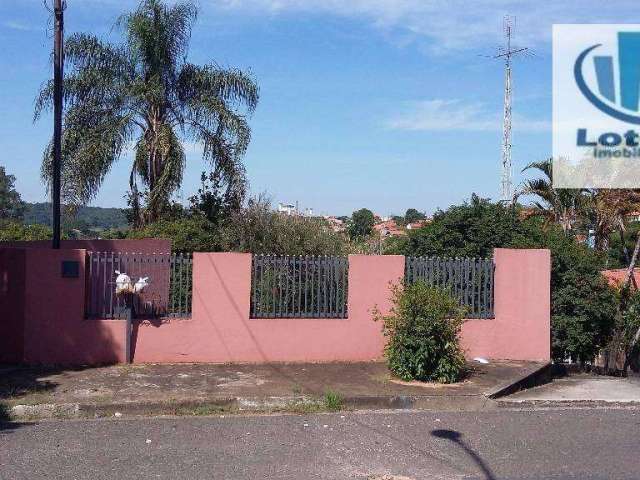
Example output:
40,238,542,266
623,232,640,366
620,226,631,265
129,168,142,229
622,231,640,372
623,231,640,289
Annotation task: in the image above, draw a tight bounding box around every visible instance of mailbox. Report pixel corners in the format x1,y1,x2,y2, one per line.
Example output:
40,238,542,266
61,260,80,278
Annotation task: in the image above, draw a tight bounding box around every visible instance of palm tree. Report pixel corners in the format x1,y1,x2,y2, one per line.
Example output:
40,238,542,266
35,0,259,225
516,159,585,234
583,189,640,253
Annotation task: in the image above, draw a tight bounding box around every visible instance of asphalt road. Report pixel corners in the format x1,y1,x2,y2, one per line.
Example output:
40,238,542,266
1,408,639,479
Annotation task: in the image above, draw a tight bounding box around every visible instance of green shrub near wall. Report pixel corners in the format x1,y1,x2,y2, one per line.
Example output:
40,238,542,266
375,282,466,383
387,195,618,365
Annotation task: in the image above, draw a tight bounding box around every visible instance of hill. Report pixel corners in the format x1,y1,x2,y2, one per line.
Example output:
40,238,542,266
23,203,128,231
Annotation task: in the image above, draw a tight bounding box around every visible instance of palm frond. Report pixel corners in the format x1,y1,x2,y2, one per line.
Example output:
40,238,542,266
121,0,197,85
177,63,259,113
42,110,135,206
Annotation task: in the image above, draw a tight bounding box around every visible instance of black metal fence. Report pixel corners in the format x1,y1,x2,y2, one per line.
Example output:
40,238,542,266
405,256,495,319
86,252,192,319
250,255,348,319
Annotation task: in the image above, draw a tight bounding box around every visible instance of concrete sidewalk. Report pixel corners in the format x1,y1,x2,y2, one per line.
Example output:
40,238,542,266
0,360,547,419
499,373,640,406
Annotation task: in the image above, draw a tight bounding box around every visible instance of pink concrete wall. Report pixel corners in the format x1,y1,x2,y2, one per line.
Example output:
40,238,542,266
5,247,550,365
460,248,551,361
21,248,125,365
132,254,405,363
132,249,549,363
0,248,26,362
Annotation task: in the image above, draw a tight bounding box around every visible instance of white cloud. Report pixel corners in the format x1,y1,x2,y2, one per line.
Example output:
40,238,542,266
387,98,549,132
2,20,40,32
211,0,640,53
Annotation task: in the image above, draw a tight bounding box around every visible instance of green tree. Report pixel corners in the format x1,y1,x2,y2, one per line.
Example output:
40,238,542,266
35,0,258,226
608,221,640,268
391,215,406,227
401,194,525,258
585,190,640,253
517,159,586,234
189,166,246,225
348,208,375,239
0,167,25,220
404,208,426,224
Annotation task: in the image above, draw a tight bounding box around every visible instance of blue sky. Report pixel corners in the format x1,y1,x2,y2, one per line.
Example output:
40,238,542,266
0,0,637,216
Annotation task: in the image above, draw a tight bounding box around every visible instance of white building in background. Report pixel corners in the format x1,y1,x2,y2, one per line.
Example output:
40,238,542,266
277,202,297,216
277,202,315,217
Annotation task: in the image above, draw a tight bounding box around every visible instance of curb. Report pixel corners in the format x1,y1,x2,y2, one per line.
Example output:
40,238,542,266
8,398,237,420
485,361,552,399
6,394,499,421
342,395,496,411
496,399,640,409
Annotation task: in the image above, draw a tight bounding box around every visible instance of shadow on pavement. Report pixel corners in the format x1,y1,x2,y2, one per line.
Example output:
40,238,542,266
431,429,497,480
0,364,95,433
0,401,29,434
349,418,498,479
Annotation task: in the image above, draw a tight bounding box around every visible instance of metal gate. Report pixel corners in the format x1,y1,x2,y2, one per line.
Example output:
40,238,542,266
405,256,495,318
86,251,192,319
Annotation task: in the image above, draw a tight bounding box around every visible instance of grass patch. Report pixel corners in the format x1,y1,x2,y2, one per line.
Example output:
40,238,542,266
2,392,56,407
277,398,323,414
278,391,344,414
160,398,235,417
177,404,231,416
116,364,146,375
323,390,343,411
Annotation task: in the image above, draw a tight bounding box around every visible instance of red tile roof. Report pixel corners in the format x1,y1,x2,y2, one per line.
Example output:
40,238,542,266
601,268,640,289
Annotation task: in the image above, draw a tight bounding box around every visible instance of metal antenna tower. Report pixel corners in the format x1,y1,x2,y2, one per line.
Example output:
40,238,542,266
494,16,527,204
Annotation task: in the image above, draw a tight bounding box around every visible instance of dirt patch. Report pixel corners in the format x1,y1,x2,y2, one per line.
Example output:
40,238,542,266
388,378,468,389
368,475,416,480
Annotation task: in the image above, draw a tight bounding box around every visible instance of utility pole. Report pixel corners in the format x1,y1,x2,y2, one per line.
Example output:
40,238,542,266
494,16,527,204
52,0,64,249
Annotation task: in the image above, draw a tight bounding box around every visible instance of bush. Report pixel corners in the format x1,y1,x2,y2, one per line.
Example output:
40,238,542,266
225,197,349,256
125,197,351,256
0,221,54,241
127,216,225,253
382,234,409,255
375,282,466,383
